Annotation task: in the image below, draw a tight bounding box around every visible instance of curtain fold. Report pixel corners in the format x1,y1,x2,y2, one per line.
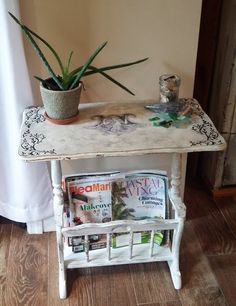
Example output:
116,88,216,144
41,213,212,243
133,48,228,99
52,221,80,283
0,0,53,222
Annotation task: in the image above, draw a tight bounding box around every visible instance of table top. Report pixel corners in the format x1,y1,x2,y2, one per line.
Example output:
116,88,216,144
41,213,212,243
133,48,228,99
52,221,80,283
19,99,226,161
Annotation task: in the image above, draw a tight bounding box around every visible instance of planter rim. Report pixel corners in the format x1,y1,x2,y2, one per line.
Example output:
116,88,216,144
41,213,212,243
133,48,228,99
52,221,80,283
44,111,79,124
40,80,82,94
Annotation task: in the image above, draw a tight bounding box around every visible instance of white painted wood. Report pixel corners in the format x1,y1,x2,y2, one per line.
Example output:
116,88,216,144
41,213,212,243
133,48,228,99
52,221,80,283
129,231,134,259
18,100,225,299
51,161,64,226
168,259,182,290
60,194,185,291
85,235,89,262
64,243,173,269
149,230,155,257
170,153,182,198
26,216,55,234
26,220,43,234
107,233,111,261
168,194,186,219
19,99,226,163
61,219,179,237
51,160,67,299
42,216,55,232
169,154,186,219
168,217,185,290
168,153,185,289
180,153,187,200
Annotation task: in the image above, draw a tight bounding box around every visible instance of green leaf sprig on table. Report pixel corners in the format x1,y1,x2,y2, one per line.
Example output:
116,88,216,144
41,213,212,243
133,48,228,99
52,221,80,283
149,112,191,128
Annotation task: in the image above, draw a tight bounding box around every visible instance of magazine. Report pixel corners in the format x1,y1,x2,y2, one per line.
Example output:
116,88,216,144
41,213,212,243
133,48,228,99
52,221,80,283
64,171,120,253
111,171,169,248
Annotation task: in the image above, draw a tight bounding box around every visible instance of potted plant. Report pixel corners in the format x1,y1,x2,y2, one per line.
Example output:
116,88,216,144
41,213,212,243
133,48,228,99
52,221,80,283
9,12,148,124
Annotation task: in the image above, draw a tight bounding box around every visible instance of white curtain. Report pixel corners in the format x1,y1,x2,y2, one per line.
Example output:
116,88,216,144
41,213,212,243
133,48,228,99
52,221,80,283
0,0,53,222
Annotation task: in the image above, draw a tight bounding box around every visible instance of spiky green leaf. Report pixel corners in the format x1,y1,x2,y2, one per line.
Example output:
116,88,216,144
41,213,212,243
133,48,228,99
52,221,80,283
88,65,135,95
69,41,108,89
9,12,64,75
83,57,149,76
34,76,44,82
9,12,63,90
65,51,74,73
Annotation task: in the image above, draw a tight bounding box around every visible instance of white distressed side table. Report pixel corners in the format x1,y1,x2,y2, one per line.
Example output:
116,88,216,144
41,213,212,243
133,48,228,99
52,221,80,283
19,99,226,299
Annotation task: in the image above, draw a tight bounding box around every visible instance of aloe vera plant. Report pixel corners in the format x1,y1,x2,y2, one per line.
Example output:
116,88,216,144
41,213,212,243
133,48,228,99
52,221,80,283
9,12,148,94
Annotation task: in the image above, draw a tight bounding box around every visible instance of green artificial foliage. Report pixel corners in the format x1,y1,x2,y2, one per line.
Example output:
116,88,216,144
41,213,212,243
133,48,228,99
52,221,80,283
149,112,191,128
9,12,148,93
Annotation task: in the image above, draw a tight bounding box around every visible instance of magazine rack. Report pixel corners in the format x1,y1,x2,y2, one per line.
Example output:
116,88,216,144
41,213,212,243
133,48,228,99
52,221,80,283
19,99,226,299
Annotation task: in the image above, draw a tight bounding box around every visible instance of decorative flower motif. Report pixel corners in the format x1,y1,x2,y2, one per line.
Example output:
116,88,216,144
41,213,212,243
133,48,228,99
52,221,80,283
188,99,224,146
191,119,223,146
89,113,142,135
21,108,56,156
21,130,55,156
24,107,45,128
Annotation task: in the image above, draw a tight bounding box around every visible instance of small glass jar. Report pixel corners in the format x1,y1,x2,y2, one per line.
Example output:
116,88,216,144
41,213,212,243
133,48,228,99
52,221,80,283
159,74,181,103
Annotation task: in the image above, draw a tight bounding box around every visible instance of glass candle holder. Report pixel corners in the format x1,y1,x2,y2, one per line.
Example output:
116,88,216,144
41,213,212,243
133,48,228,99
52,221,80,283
159,74,181,103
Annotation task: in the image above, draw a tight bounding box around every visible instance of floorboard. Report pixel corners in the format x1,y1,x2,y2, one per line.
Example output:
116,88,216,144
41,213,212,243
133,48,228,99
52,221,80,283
180,222,217,289
215,196,236,236
90,265,137,306
208,253,236,306
48,232,76,306
130,261,179,304
73,268,94,306
137,302,181,306
178,286,227,306
0,223,12,306
185,182,236,255
3,225,48,306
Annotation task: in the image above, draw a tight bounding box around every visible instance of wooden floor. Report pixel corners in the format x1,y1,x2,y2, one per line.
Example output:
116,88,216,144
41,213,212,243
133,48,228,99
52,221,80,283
1,181,236,306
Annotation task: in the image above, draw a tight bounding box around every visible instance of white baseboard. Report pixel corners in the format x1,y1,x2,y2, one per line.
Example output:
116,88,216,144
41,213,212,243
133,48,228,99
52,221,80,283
27,216,55,234
43,216,56,232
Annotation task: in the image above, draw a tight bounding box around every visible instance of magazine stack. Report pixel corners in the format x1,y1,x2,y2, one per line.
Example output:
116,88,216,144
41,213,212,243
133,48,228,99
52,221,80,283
63,170,170,253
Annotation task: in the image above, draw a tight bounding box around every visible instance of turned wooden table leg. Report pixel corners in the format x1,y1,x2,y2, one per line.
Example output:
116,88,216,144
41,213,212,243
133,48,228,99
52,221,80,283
168,153,185,290
51,160,67,299
170,153,182,198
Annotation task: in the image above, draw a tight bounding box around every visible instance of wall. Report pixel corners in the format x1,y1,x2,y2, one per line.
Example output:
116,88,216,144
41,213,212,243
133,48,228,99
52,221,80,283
19,0,202,199
19,0,202,104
